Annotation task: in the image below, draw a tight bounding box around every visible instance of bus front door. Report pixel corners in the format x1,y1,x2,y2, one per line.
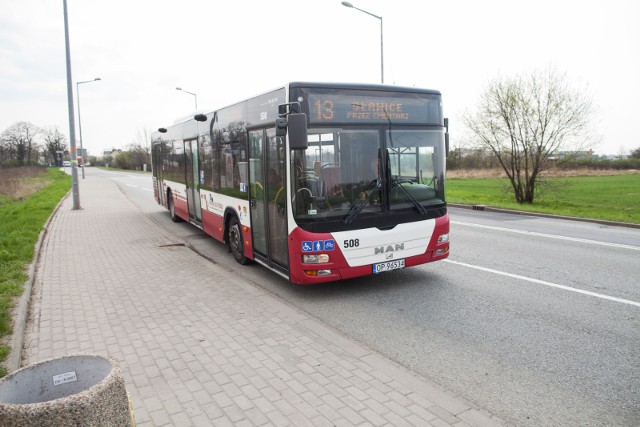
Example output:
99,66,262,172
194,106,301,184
152,143,165,207
185,138,202,224
248,128,288,271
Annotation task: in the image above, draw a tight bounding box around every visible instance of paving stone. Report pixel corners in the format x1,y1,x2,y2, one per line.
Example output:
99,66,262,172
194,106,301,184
20,172,504,426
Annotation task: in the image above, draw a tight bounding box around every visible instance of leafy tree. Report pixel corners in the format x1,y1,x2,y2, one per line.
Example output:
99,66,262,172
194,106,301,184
99,154,113,167
114,151,130,169
463,68,598,203
43,127,68,166
630,147,640,159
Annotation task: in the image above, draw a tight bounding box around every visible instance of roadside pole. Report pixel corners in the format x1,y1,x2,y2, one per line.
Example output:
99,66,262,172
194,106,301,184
63,0,80,209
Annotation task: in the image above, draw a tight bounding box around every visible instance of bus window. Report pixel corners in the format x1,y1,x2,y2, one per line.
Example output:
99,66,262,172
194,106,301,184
291,129,381,219
387,129,445,209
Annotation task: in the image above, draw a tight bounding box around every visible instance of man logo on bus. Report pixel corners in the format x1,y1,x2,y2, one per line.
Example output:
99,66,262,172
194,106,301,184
374,243,405,255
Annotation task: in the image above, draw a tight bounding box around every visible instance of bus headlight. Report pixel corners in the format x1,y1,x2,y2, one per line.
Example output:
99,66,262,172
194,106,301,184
302,254,330,264
437,233,449,244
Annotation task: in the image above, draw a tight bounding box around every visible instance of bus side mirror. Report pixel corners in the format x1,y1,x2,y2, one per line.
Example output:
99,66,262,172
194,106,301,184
444,118,450,157
275,113,308,150
445,133,450,157
288,113,308,150
276,118,288,137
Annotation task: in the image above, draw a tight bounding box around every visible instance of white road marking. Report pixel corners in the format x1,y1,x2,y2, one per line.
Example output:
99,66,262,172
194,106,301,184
124,183,152,192
445,259,640,308
452,220,640,251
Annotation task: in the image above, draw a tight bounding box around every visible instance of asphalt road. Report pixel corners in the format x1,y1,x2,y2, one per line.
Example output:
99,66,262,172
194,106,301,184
91,168,640,426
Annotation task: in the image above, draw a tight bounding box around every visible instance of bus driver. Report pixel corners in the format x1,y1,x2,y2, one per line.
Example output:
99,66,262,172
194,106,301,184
359,157,382,203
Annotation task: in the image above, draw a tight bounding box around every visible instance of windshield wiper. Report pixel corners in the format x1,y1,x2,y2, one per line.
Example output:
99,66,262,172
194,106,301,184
392,178,427,215
343,179,377,224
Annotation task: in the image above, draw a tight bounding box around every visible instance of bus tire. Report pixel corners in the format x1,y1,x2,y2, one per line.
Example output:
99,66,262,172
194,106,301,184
228,216,249,265
168,190,180,223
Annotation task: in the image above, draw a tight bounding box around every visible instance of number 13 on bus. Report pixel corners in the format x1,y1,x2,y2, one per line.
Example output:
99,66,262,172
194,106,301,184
151,82,450,285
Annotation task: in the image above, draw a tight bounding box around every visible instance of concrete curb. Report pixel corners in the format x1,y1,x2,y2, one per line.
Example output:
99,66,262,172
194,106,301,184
448,203,640,229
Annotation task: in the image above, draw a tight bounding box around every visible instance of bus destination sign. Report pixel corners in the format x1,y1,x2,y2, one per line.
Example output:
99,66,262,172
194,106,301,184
306,92,440,125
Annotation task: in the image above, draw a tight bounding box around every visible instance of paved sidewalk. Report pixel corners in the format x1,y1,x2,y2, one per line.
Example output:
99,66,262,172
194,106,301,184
22,173,504,426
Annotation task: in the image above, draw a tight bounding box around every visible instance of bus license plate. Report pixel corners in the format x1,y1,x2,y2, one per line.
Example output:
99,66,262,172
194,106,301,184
373,259,405,274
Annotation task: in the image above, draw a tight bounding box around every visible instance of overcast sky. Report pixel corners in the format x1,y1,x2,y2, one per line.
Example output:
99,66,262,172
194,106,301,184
1,0,638,157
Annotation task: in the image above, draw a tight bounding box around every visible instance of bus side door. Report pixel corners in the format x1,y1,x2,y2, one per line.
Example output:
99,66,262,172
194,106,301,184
184,138,202,223
248,128,288,270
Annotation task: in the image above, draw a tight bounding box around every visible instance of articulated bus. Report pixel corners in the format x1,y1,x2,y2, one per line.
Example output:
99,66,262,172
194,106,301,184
151,82,450,284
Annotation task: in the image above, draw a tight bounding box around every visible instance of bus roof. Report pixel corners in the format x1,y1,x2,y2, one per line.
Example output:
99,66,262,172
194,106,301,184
152,82,442,139
288,82,441,96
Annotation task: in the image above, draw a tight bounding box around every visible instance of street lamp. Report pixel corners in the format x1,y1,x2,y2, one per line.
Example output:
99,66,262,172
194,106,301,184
176,87,198,110
63,0,80,209
77,77,101,179
341,1,384,84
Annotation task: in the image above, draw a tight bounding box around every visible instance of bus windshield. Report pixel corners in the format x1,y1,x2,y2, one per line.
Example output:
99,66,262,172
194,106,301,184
290,127,445,227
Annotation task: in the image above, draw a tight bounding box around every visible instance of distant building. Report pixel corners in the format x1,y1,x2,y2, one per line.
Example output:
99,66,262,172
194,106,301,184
102,149,122,158
552,150,594,160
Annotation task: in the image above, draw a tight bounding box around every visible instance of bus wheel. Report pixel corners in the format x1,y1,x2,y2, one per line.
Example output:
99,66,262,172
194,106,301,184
228,216,249,265
168,191,180,223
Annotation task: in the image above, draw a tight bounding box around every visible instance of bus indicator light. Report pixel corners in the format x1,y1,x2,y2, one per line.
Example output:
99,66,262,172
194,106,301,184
304,269,332,277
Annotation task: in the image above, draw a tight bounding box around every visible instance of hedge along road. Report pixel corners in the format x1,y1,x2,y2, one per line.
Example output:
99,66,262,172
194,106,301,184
102,168,640,427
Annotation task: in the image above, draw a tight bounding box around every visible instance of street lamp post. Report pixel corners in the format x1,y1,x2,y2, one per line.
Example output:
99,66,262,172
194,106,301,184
63,0,80,209
176,87,198,110
77,77,101,179
341,1,384,84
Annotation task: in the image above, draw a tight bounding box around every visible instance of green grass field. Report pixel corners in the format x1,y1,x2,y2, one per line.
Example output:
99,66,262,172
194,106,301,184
0,168,71,376
447,173,640,224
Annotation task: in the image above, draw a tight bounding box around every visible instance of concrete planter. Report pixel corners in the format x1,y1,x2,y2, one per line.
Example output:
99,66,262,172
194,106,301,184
0,354,134,427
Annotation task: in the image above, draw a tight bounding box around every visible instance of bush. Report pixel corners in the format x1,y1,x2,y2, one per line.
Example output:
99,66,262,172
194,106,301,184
557,158,640,170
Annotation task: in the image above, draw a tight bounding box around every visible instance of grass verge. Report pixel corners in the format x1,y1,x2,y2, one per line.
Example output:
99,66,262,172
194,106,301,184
447,173,640,224
0,168,71,376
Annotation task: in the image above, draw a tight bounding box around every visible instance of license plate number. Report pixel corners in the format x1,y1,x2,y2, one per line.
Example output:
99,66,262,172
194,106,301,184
373,259,405,274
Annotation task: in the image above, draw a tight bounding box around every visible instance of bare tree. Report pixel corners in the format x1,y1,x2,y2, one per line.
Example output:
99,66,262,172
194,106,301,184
1,122,41,165
127,128,151,170
463,68,598,203
43,127,68,166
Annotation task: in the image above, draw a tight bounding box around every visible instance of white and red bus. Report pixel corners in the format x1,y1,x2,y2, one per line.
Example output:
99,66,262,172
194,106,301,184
151,82,449,284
